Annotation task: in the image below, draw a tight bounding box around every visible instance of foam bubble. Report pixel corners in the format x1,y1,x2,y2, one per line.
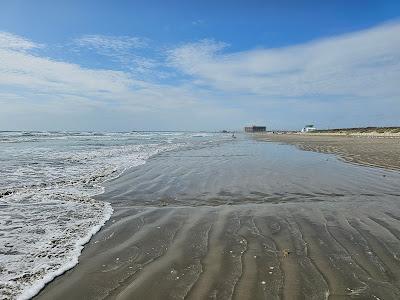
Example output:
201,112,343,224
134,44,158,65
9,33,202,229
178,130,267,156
0,132,194,299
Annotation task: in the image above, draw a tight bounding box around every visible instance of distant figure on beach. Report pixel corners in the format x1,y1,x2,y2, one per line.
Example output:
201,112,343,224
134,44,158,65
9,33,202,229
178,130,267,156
282,249,290,258
232,132,236,139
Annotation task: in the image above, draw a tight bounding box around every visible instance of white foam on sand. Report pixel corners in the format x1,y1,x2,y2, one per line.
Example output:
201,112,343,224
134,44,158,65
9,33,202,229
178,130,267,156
0,134,186,299
0,187,114,300
16,203,113,300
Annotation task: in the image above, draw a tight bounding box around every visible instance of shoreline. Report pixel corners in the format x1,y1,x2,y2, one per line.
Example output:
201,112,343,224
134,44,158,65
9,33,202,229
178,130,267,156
254,133,400,172
18,203,113,300
0,133,190,300
34,137,400,300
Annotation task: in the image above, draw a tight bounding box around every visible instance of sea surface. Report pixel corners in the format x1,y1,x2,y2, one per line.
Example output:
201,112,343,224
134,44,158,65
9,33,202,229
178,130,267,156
0,131,231,300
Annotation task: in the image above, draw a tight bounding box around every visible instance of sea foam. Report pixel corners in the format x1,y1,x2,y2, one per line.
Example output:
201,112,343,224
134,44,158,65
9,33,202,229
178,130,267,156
0,132,191,299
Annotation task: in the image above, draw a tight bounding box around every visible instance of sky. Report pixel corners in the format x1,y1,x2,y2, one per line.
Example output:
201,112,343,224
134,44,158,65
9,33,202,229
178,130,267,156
0,0,400,131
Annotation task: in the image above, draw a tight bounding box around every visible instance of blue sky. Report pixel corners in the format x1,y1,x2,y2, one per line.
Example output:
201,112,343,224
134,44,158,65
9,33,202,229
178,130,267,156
0,0,400,131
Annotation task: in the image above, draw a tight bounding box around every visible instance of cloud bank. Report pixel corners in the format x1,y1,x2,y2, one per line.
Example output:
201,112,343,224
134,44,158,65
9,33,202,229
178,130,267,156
168,22,400,100
0,21,399,130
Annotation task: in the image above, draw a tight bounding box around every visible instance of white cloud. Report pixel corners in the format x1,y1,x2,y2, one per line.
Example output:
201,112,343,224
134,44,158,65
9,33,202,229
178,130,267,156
168,22,400,100
0,31,42,51
191,19,205,26
0,33,161,110
73,34,158,75
1,22,400,131
74,35,147,53
0,32,244,131
0,48,134,96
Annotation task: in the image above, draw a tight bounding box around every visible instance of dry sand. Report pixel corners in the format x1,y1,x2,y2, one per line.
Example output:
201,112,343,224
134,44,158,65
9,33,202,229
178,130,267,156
34,136,400,300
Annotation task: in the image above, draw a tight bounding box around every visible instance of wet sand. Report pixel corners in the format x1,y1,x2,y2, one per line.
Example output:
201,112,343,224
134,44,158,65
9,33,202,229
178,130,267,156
35,137,400,300
255,133,400,171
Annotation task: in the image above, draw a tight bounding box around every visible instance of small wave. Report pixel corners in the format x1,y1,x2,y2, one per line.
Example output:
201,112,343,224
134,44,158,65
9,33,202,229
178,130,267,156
0,133,200,299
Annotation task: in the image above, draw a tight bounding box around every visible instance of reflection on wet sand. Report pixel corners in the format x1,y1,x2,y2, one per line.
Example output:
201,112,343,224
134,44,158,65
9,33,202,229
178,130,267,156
36,137,400,300
256,133,400,171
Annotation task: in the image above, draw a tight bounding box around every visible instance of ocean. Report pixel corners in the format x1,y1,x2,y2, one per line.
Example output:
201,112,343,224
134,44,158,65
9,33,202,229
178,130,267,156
0,131,231,300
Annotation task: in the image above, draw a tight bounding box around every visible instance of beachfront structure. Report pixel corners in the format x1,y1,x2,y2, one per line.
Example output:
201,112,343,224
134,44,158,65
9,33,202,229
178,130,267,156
301,124,317,133
244,126,266,133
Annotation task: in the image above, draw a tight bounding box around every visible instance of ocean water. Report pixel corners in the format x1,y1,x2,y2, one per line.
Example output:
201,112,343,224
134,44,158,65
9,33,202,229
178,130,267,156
0,131,230,300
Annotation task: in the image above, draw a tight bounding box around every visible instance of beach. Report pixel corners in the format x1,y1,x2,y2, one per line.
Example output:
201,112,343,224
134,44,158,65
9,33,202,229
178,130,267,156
255,133,400,171
33,134,400,300
0,132,227,299
2,2,400,299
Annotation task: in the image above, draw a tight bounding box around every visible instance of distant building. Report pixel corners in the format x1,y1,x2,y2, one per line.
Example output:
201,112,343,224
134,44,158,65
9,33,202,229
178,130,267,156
244,126,266,133
301,124,317,133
